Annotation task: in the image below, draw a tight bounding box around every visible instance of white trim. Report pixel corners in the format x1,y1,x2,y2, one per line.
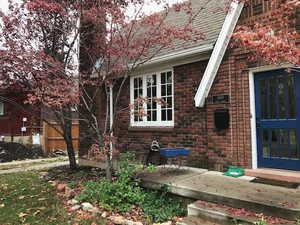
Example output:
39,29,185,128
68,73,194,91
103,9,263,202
194,1,244,107
248,64,296,169
131,53,210,78
130,69,174,127
248,64,294,73
249,71,257,169
143,44,213,67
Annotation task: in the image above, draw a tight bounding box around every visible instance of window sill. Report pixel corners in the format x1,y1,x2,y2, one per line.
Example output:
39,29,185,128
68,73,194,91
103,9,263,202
128,126,174,133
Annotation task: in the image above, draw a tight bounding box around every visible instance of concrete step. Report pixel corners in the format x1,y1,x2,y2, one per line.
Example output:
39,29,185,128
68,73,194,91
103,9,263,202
177,216,222,225
245,168,300,183
140,169,300,221
186,200,295,225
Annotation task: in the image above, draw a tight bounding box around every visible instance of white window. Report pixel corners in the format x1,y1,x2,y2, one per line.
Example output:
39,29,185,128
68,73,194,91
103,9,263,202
0,102,4,115
130,70,174,127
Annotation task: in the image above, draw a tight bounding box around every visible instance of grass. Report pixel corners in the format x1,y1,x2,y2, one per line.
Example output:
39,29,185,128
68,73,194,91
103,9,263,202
0,172,106,225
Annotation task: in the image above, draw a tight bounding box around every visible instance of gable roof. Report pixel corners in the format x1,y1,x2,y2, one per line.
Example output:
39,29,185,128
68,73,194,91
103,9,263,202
138,0,244,108
153,0,229,59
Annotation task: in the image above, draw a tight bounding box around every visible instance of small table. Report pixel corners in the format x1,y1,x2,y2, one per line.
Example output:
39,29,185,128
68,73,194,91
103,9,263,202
159,148,189,168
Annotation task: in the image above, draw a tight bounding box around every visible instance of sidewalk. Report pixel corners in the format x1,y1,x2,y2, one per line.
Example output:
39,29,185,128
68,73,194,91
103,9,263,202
139,166,300,221
0,156,68,166
0,161,69,174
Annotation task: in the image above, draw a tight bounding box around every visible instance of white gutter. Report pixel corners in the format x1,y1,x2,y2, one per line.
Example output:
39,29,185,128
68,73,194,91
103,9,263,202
109,85,113,159
143,44,214,66
194,1,244,107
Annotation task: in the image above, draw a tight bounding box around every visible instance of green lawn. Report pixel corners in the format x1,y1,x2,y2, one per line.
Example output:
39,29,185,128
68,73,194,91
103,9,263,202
0,172,105,225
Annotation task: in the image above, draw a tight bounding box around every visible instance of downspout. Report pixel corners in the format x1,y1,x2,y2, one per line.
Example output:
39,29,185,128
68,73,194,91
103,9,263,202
109,84,114,160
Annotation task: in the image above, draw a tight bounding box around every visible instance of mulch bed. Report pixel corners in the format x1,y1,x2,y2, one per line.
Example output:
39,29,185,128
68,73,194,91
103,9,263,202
42,167,152,225
0,142,44,163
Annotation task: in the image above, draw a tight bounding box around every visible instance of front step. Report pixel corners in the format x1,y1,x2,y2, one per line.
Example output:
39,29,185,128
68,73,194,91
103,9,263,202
245,169,300,183
177,216,223,225
141,170,300,221
185,200,295,225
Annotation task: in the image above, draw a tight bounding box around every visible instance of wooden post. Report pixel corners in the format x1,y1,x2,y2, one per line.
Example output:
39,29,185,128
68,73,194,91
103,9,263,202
42,121,48,155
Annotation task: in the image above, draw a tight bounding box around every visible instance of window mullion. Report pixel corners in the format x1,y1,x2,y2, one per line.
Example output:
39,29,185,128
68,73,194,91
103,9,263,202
157,73,162,122
142,76,147,122
172,71,174,123
130,77,134,125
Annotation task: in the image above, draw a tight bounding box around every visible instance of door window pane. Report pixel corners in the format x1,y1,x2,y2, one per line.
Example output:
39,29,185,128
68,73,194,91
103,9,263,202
262,129,270,158
261,74,296,120
278,77,286,119
269,78,277,119
267,129,298,159
289,129,299,159
259,79,267,119
287,75,296,119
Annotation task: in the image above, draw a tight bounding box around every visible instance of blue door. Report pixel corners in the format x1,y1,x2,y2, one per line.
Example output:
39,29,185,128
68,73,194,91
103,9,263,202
255,69,300,170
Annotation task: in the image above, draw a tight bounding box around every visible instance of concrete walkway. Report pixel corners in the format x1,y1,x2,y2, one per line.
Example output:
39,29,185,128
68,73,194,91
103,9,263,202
0,161,69,174
0,156,68,166
139,166,300,221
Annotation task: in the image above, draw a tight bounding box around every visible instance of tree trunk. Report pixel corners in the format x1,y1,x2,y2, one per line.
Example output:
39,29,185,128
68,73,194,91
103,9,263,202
106,153,112,181
66,138,77,170
64,115,77,170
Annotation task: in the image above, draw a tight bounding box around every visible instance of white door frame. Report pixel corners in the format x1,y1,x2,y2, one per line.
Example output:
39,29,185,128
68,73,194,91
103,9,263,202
248,64,293,169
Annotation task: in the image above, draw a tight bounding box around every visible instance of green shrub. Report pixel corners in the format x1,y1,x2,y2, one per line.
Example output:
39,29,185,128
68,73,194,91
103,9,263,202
141,186,186,223
76,152,186,222
76,178,145,212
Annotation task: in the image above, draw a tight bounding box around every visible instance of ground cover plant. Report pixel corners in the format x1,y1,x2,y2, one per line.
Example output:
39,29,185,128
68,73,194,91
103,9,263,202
76,153,187,223
0,172,106,225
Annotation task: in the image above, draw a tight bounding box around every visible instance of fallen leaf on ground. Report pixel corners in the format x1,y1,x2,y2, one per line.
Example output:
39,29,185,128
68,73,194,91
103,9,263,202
0,204,5,208
17,212,28,218
38,198,47,201
18,196,26,200
33,210,41,216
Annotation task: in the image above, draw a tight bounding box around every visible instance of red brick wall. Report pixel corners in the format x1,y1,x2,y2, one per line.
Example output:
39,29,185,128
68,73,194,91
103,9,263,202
206,53,253,170
113,61,211,167
79,0,299,170
111,55,254,170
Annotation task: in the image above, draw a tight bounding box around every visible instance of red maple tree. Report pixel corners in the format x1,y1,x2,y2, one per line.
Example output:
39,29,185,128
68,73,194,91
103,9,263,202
233,0,300,67
0,0,206,177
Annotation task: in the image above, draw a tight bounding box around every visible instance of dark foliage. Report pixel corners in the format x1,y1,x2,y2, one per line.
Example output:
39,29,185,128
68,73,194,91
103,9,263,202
0,142,44,163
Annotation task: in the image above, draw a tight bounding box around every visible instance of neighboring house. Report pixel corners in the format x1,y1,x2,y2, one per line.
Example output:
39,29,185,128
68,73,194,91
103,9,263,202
80,0,300,172
0,91,79,153
0,91,41,142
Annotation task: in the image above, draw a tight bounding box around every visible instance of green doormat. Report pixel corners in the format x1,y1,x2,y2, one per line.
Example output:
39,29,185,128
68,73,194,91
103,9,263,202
223,166,244,178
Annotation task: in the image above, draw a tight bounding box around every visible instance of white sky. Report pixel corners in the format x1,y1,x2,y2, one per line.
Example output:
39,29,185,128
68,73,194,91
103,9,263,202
0,0,184,14
0,0,8,13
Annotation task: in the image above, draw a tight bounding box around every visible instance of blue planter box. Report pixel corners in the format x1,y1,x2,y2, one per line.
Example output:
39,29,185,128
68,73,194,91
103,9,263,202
160,148,189,158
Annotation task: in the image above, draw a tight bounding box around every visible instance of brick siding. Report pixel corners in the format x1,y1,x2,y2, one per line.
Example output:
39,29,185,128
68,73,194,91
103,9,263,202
79,1,300,170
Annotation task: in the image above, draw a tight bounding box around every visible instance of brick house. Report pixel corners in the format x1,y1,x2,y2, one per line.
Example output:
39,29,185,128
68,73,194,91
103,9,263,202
79,0,300,172
0,91,42,142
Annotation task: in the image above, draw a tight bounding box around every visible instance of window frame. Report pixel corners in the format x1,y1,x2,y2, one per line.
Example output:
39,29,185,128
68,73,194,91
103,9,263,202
130,69,174,127
0,102,4,116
